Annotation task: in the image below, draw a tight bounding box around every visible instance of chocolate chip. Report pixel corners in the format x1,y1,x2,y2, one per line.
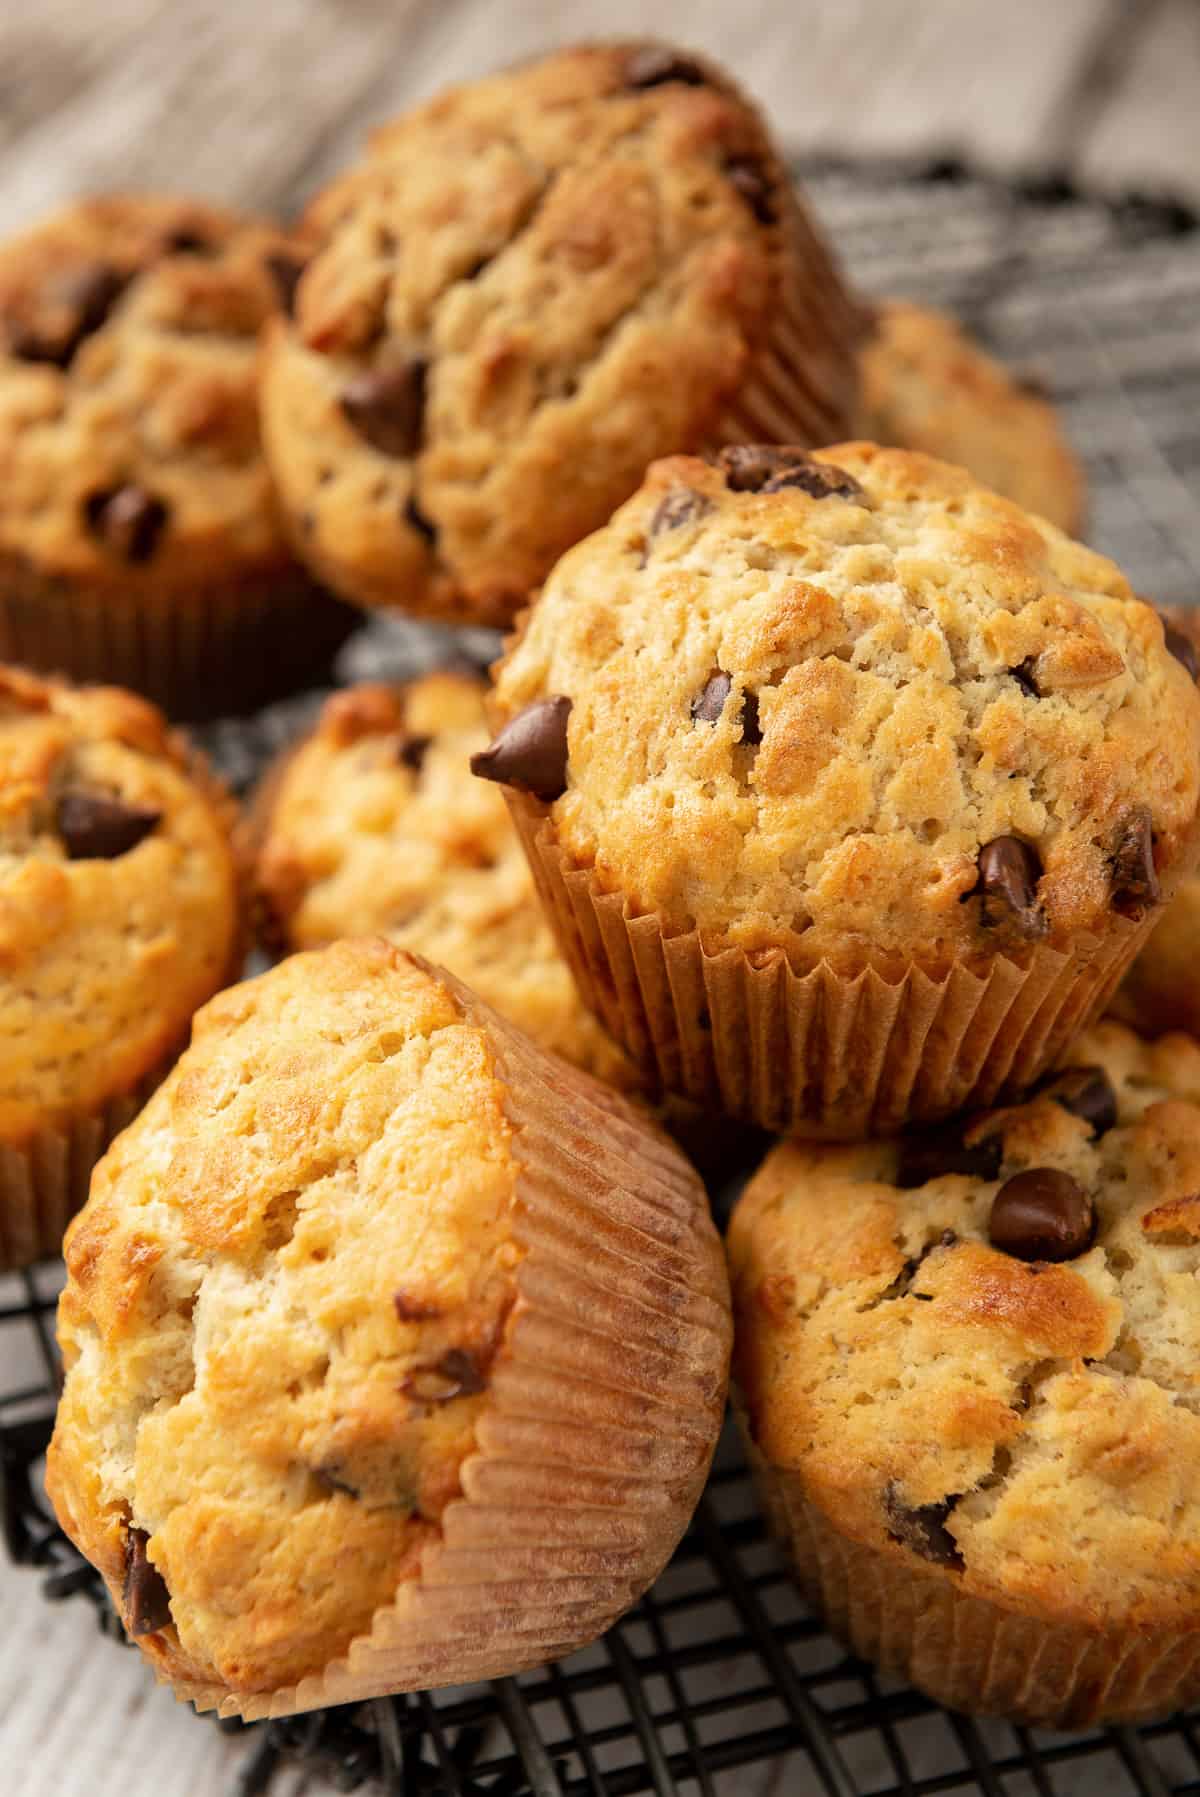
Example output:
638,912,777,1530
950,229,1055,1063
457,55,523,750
725,155,775,224
1011,658,1041,698
691,669,731,724
397,734,432,774
624,47,707,89
470,696,572,802
741,690,762,746
404,493,437,543
83,485,168,562
401,1348,487,1403
648,488,713,539
989,1168,1096,1263
393,1290,443,1323
1110,806,1160,918
264,250,305,317
123,1527,171,1635
56,789,161,860
883,1485,964,1571
7,261,127,367
1037,1065,1118,1138
1163,620,1199,683
341,358,427,457
895,1124,1003,1190
973,836,1046,938
717,445,863,501
164,228,213,256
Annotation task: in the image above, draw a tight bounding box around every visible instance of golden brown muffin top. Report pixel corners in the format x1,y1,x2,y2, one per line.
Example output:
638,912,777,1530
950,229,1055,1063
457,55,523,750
729,1020,1200,1627
0,194,300,588
0,665,239,1141
489,443,1200,969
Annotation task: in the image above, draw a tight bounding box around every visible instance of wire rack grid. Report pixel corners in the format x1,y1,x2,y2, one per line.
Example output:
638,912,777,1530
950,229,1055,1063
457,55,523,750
3,160,1200,1797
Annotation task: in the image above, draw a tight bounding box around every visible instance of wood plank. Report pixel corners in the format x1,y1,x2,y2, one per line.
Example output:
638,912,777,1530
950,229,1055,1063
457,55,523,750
1078,0,1200,203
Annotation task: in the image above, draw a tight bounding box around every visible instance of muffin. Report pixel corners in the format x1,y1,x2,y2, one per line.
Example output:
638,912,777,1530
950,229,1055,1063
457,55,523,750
47,938,731,1716
0,194,355,717
482,442,1200,1137
260,41,861,627
857,300,1085,535
0,665,242,1268
728,1020,1200,1726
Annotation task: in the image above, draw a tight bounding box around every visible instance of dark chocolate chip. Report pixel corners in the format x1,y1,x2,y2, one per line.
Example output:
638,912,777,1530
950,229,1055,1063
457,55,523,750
989,1168,1096,1263
895,1124,1003,1190
740,690,762,746
401,1347,488,1403
883,1485,964,1571
123,1527,172,1635
341,357,427,457
1163,620,1199,683
470,696,572,802
397,734,432,774
1011,658,1041,698
264,250,306,317
404,492,437,544
164,228,213,256
1037,1065,1118,1138
717,444,863,501
56,789,162,860
724,155,776,224
691,669,731,724
624,47,707,89
393,1290,444,1323
1110,806,1160,918
973,835,1046,938
83,485,168,562
8,261,127,367
648,488,713,539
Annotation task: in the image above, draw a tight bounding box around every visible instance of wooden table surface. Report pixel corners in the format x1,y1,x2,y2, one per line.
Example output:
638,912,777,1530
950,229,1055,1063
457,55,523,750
3,2,1198,1793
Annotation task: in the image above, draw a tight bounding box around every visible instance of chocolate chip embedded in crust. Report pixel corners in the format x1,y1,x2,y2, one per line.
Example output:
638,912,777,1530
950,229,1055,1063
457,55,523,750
1011,658,1041,698
341,357,428,457
7,261,128,367
989,1168,1096,1263
470,696,572,802
883,1485,964,1571
724,155,776,224
895,1124,1003,1190
56,789,162,860
163,228,214,256
396,734,432,774
1163,620,1199,683
973,836,1047,939
1037,1065,1118,1138
624,47,707,89
123,1527,172,1635
1110,806,1160,918
740,690,762,746
691,669,731,724
264,250,306,317
393,1289,444,1322
401,1347,488,1403
83,485,168,562
717,445,864,501
648,488,713,539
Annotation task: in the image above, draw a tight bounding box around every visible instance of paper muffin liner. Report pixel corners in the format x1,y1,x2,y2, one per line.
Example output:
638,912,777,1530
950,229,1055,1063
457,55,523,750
506,797,1151,1138
737,1414,1200,1727
0,552,356,722
142,966,731,1719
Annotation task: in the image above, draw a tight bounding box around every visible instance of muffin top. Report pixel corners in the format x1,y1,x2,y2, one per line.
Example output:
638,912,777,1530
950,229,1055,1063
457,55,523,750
0,194,301,589
857,300,1085,536
0,666,239,1142
487,442,1200,969
729,1020,1200,1625
251,669,634,1088
260,41,853,624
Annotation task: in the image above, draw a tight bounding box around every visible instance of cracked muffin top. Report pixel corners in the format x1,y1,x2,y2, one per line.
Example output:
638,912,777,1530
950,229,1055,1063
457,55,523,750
856,300,1085,536
488,442,1200,970
0,666,240,1142
0,194,301,589
260,40,857,625
729,1020,1200,1625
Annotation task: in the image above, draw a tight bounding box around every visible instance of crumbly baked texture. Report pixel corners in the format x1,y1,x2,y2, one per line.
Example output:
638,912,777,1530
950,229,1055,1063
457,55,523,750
729,1018,1200,1629
0,665,240,1144
260,41,857,625
491,442,1200,970
856,301,1085,535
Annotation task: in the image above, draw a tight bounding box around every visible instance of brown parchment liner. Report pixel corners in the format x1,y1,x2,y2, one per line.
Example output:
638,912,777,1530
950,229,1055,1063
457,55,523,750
736,1406,1200,1727
104,965,730,1718
506,796,1153,1139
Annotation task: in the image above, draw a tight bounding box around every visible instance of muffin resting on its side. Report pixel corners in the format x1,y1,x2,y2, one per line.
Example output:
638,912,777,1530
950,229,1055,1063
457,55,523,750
48,940,730,1716
856,300,1085,535
483,442,1200,1136
729,1021,1200,1726
0,666,241,1267
261,40,861,626
0,194,353,716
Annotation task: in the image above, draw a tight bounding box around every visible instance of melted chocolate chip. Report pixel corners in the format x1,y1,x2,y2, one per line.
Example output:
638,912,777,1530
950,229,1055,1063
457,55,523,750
989,1168,1096,1262
7,261,128,367
123,1527,172,1635
724,156,775,223
404,493,437,544
401,1348,488,1403
397,734,432,774
741,690,762,746
393,1290,444,1323
717,444,863,501
648,488,713,539
341,357,427,457
1110,806,1160,918
883,1485,964,1570
470,696,572,802
691,669,731,723
83,485,168,562
1162,619,1199,682
264,250,306,317
973,836,1046,938
895,1124,1003,1190
1011,658,1041,698
56,789,162,860
1037,1065,1118,1138
624,47,707,89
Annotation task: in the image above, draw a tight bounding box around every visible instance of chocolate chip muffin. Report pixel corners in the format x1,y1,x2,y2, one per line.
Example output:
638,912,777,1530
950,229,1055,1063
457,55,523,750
0,666,242,1267
729,1019,1200,1726
47,939,730,1715
857,301,1085,535
260,41,861,626
482,442,1200,1137
0,194,354,717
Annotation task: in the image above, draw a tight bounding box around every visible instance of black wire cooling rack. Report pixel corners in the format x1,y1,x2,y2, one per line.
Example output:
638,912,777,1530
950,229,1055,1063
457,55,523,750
4,160,1200,1797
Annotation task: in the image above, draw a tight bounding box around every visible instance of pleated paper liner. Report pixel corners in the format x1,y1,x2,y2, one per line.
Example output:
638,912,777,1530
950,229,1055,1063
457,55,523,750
125,964,731,1720
736,1414,1200,1729
507,797,1153,1139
